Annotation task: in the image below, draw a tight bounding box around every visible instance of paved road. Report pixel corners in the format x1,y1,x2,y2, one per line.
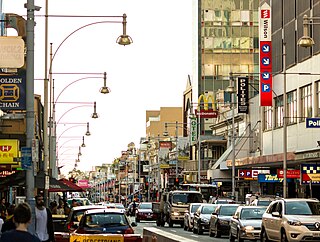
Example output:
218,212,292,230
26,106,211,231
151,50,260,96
129,216,229,242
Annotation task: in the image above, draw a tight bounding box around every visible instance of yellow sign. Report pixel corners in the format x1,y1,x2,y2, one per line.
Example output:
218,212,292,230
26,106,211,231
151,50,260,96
70,234,124,242
160,164,170,169
0,139,19,164
197,94,216,111
307,174,320,181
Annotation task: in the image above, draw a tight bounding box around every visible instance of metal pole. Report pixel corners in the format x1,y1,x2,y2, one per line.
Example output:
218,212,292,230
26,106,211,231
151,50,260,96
198,114,201,183
175,121,178,180
231,78,236,199
26,0,36,233
283,43,288,198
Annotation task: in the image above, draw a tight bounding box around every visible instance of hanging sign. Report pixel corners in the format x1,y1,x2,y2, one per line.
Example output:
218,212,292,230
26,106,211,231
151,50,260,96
237,77,249,113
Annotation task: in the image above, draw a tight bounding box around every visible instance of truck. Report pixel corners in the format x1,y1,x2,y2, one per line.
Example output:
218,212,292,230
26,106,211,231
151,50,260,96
152,190,203,227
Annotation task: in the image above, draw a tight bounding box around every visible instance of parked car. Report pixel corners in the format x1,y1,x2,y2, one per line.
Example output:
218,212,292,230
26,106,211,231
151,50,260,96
250,196,276,207
71,208,141,242
213,197,236,204
183,203,202,231
135,202,157,222
192,204,218,235
229,206,266,242
261,198,320,242
208,204,239,238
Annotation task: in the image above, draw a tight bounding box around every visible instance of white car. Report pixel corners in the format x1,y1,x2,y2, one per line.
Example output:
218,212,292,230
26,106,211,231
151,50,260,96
183,203,202,231
261,198,320,242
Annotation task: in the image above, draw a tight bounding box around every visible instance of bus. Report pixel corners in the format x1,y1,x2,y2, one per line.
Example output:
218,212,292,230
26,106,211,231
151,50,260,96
180,183,217,202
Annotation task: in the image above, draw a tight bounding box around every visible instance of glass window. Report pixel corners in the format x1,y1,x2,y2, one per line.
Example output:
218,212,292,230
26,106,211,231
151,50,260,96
275,96,283,128
219,205,238,216
285,201,320,215
264,106,272,131
139,203,152,209
191,204,201,213
300,84,312,121
287,90,297,124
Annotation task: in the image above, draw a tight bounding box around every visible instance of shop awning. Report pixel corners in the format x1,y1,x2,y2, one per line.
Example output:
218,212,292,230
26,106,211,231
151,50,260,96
59,178,83,192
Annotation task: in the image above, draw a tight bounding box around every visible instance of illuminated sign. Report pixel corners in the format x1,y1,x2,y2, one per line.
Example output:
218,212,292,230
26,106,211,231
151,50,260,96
190,117,197,145
277,169,300,178
0,139,19,164
258,174,283,183
195,94,218,118
237,77,249,114
302,164,320,184
259,3,272,106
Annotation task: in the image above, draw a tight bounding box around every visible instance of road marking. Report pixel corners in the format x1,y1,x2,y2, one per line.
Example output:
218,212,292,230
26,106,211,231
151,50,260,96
190,235,198,237
170,230,177,233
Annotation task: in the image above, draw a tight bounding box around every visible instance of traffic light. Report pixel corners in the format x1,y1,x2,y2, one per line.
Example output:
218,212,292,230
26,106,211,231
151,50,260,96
175,178,179,186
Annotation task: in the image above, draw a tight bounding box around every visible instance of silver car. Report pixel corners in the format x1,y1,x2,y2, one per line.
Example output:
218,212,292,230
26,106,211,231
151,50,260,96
193,204,218,235
229,206,266,242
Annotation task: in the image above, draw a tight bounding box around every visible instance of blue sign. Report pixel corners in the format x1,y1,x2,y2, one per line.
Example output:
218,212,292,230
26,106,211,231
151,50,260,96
258,174,292,183
306,118,320,128
261,44,270,53
21,147,32,170
261,57,270,66
261,72,270,80
262,84,271,92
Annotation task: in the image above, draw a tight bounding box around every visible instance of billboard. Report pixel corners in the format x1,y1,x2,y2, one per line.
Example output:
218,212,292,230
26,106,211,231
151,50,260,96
0,139,19,164
177,137,190,160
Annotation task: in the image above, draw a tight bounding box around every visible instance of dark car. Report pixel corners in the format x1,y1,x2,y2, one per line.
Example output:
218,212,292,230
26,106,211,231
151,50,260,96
127,202,140,216
71,208,141,242
229,206,266,242
192,204,218,235
208,204,239,238
135,202,157,222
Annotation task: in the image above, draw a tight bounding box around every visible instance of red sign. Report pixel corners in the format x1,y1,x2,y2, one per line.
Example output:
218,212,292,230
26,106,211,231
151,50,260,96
239,169,252,178
277,169,300,179
195,109,218,118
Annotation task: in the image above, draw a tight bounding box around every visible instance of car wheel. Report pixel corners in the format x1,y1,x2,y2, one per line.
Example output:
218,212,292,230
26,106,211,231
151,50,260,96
281,230,288,242
214,224,221,238
198,222,203,235
237,230,244,242
261,227,270,242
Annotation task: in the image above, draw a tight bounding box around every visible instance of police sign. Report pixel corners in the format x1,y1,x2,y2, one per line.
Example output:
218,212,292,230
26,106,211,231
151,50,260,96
306,118,320,128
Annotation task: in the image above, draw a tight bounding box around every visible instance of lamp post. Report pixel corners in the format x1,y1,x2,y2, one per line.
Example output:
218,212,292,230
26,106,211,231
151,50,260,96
225,73,236,199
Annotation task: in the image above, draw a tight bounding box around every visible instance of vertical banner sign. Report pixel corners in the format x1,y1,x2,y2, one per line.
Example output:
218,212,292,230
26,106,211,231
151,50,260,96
259,3,272,106
190,117,197,145
238,77,249,114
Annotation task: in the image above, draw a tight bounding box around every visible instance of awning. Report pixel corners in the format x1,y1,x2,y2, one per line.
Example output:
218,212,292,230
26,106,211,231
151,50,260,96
207,169,231,181
59,178,83,192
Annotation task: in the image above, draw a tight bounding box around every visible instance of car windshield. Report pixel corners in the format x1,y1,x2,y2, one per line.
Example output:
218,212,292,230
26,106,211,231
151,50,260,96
84,213,128,227
257,200,272,206
201,205,216,214
173,193,203,204
139,203,152,209
240,208,266,219
285,201,320,215
191,205,201,213
115,204,124,209
220,206,238,216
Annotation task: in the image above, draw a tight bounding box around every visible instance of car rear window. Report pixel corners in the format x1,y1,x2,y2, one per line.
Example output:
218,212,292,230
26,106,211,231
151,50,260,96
139,203,152,209
257,200,272,206
84,213,128,227
191,204,200,213
220,206,238,216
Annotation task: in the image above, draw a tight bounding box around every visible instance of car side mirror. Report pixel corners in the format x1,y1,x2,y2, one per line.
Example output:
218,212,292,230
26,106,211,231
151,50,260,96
271,211,281,218
233,215,238,220
212,212,217,215
131,222,137,227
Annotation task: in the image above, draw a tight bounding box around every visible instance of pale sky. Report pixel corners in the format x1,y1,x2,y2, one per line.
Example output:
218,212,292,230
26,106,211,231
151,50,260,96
3,0,194,175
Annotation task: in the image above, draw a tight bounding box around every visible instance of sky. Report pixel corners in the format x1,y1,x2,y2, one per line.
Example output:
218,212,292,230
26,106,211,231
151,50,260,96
2,0,194,175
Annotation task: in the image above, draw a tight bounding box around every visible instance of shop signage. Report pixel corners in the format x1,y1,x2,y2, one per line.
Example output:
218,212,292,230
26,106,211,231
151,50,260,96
238,77,249,114
301,164,320,184
0,37,24,68
238,169,269,179
306,118,320,128
259,2,272,106
277,169,300,178
190,117,197,145
196,94,218,118
0,139,19,164
21,147,32,170
258,174,284,183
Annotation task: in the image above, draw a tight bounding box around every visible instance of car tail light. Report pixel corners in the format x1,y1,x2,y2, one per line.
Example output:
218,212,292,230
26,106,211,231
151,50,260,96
124,227,134,234
67,222,74,231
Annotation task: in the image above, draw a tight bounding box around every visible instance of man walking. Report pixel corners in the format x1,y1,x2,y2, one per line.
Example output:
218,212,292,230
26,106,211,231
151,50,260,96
35,195,55,242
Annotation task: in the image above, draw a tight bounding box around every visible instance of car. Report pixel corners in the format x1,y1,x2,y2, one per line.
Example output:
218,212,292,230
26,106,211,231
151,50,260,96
71,208,141,242
192,204,218,235
67,197,92,207
208,203,240,238
250,196,276,207
183,203,202,231
260,198,320,242
229,206,266,242
53,214,69,242
127,202,140,216
135,202,157,222
213,197,236,204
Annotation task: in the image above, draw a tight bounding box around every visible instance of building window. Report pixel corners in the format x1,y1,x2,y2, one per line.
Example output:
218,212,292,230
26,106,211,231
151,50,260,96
264,106,272,131
287,90,297,124
275,95,283,128
316,81,320,116
300,84,312,122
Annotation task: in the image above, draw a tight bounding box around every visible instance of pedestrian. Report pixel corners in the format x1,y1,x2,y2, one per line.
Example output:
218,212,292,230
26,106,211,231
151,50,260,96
71,199,78,208
0,198,7,220
0,202,41,242
56,200,65,215
1,205,16,233
34,194,55,242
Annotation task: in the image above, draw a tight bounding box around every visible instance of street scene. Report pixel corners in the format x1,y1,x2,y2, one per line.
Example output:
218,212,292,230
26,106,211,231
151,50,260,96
1,0,320,242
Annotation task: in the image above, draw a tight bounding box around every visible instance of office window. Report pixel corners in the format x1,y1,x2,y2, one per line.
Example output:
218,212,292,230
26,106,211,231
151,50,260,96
317,81,320,116
300,84,312,121
287,90,297,124
275,96,283,128
264,106,272,131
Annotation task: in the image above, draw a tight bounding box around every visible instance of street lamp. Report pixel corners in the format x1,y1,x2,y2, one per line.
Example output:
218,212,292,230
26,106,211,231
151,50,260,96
225,73,237,199
297,15,320,48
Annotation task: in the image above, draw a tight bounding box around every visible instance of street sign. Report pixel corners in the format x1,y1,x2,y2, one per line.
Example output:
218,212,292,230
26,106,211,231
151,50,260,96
21,147,32,170
306,118,320,128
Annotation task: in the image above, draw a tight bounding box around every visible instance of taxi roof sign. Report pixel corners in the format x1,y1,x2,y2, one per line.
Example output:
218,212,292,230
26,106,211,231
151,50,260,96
70,234,124,242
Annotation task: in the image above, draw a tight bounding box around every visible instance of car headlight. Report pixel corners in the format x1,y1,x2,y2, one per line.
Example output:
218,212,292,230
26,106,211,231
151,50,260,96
219,219,229,225
202,218,209,222
245,226,254,231
287,220,302,226
172,211,180,216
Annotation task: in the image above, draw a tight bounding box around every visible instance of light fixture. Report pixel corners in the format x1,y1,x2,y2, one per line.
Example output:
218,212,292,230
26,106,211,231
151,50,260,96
297,15,315,48
81,136,86,147
85,122,91,136
78,146,82,156
100,72,111,94
116,14,133,46
91,101,99,119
